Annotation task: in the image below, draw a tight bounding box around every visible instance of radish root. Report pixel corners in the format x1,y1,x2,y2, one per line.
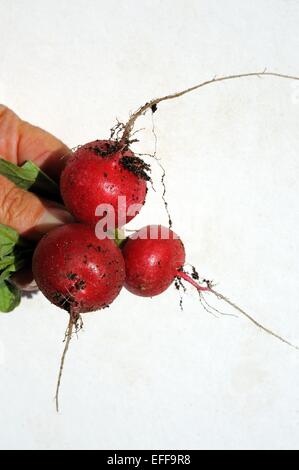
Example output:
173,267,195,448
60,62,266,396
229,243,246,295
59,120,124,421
209,287,299,351
179,270,298,351
54,312,81,413
121,70,299,141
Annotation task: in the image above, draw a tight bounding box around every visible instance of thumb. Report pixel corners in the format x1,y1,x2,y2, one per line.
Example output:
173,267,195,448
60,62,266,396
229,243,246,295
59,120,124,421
0,175,73,239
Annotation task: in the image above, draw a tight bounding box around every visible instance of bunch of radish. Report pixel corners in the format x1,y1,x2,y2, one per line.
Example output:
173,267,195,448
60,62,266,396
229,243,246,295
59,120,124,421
1,71,299,411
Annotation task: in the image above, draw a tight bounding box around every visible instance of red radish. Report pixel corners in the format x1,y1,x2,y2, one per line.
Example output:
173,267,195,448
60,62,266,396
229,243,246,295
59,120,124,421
32,222,126,411
122,225,207,297
122,224,297,350
32,223,125,317
60,140,149,227
121,225,182,297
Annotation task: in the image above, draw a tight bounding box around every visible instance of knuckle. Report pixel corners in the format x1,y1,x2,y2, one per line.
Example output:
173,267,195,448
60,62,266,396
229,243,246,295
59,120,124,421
0,177,45,233
0,104,14,122
0,106,19,160
0,183,29,226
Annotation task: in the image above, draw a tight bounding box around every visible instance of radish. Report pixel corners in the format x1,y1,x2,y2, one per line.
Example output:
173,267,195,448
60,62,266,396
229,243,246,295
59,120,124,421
122,225,298,350
122,225,187,297
60,140,149,227
32,223,125,317
32,222,126,411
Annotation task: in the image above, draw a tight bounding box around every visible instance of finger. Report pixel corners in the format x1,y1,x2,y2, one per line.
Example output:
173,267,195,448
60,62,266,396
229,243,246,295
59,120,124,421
0,175,73,238
0,105,70,180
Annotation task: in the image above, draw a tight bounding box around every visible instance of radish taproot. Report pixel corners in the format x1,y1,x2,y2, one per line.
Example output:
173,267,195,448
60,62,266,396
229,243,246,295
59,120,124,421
60,140,149,227
122,225,298,350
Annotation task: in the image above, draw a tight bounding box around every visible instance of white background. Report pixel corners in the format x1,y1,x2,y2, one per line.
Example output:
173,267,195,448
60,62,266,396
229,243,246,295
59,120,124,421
1,0,299,450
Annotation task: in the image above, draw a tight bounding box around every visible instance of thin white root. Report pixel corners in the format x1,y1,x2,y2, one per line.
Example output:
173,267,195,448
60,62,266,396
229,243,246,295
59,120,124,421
54,318,74,413
210,288,299,351
121,70,299,141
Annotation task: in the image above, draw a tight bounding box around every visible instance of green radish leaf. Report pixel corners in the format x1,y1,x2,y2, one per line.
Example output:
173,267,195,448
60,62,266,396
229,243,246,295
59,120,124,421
0,280,21,313
0,248,33,282
0,223,21,257
0,223,35,313
0,256,15,270
0,258,26,283
0,223,33,258
0,223,19,244
0,158,60,201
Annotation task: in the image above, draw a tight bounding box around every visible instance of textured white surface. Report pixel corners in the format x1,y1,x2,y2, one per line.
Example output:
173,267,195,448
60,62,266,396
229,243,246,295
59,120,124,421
1,0,299,450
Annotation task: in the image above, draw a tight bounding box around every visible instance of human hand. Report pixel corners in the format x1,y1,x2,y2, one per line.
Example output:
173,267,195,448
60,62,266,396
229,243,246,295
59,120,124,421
0,105,73,288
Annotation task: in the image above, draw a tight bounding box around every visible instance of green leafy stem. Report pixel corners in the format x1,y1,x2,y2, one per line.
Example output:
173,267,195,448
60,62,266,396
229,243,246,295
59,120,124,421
0,159,60,201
